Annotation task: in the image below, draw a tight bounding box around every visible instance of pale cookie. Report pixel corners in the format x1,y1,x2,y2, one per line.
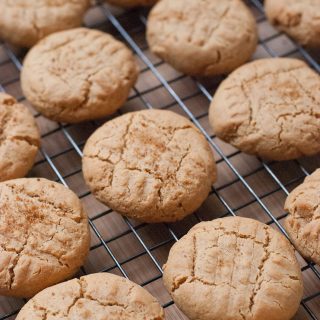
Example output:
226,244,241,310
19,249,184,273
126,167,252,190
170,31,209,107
83,109,216,223
0,178,90,298
0,93,40,182
16,273,165,320
209,58,320,161
21,28,139,123
106,0,158,7
0,0,90,48
285,169,320,265
163,217,303,320
147,0,258,77
265,0,320,48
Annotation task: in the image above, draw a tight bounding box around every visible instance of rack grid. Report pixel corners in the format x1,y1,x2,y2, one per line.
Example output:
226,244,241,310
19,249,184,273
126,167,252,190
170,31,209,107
0,0,319,319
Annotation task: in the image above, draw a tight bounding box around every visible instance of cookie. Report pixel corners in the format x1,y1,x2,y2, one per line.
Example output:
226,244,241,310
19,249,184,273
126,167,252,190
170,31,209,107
106,0,158,7
163,217,303,320
285,169,320,265
265,0,320,48
147,0,258,77
209,58,320,161
21,28,139,123
0,178,90,298
82,109,216,223
16,273,165,320
0,93,40,182
0,0,90,48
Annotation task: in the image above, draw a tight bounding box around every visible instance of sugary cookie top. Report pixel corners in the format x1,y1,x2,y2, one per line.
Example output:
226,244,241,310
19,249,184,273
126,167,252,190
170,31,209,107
83,109,216,222
265,0,320,47
163,217,303,320
0,0,90,47
209,58,320,160
16,273,165,320
21,28,138,122
147,0,257,76
0,93,40,182
0,178,90,297
285,169,320,265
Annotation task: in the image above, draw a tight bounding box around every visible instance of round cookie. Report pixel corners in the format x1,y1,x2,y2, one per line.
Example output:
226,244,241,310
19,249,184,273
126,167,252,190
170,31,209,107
0,178,90,298
0,93,40,182
106,0,158,7
21,28,139,123
16,273,165,320
82,109,216,223
147,0,258,77
265,0,320,48
0,0,90,48
285,169,320,265
163,217,303,320
209,58,320,161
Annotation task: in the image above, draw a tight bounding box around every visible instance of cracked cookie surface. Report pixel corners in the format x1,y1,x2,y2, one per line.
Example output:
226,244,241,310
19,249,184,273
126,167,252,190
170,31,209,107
16,273,165,320
265,0,320,48
21,28,139,123
285,169,320,265
0,178,90,298
0,0,90,48
105,0,158,7
146,0,257,77
0,93,40,182
163,216,303,320
209,58,320,160
82,109,216,223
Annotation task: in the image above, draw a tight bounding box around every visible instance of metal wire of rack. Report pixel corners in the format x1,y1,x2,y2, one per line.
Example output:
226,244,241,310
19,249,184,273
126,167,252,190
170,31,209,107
0,0,319,319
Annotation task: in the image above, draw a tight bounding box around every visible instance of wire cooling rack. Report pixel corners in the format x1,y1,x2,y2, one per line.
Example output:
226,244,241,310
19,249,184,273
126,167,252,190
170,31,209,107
0,0,320,319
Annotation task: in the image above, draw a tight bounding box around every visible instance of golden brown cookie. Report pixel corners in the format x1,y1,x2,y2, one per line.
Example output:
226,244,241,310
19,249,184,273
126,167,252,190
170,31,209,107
0,93,40,182
106,0,158,7
0,178,90,298
82,109,216,223
163,217,303,320
209,58,320,161
21,28,139,123
147,0,258,77
265,0,320,48
285,169,320,265
0,0,90,48
16,273,165,319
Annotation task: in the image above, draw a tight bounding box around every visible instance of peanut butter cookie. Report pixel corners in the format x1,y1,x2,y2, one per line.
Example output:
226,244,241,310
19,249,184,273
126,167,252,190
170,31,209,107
0,0,90,48
285,169,320,265
265,0,320,48
209,58,320,160
147,0,258,77
83,109,216,223
21,28,139,123
163,217,303,320
0,178,90,298
16,273,165,319
0,93,40,182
